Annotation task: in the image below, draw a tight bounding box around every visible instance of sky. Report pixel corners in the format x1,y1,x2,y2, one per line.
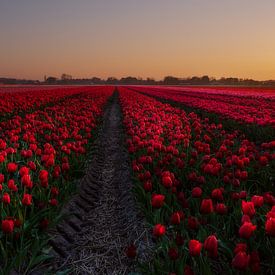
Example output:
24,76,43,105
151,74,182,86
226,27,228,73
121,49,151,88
0,0,275,81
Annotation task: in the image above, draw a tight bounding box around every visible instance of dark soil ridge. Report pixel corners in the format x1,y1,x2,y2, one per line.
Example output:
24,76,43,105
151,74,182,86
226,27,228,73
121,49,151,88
31,90,152,274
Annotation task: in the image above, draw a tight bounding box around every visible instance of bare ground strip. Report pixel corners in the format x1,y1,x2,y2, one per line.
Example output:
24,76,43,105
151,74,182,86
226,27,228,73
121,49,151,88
38,91,152,275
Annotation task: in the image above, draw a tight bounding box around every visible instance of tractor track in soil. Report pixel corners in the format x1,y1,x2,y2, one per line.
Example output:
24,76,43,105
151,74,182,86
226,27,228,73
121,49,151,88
31,90,152,275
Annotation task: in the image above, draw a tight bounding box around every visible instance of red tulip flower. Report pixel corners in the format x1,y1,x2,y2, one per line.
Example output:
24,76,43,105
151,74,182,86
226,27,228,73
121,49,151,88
239,222,256,239
251,195,264,207
191,187,202,198
265,217,275,237
200,199,214,214
22,194,32,206
189,239,202,256
2,193,11,204
232,251,250,271
204,235,218,258
162,175,173,188
151,194,165,208
215,203,227,215
7,162,17,173
153,224,166,237
2,219,14,234
241,201,255,217
170,212,181,225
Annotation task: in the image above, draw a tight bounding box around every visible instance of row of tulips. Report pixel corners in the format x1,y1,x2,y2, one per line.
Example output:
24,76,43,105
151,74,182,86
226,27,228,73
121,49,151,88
0,86,96,118
119,87,275,274
0,86,113,272
131,86,275,128
154,86,275,99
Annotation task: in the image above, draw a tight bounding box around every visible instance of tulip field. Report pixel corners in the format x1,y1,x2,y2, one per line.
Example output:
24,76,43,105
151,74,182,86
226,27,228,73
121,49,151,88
0,86,113,272
0,85,274,274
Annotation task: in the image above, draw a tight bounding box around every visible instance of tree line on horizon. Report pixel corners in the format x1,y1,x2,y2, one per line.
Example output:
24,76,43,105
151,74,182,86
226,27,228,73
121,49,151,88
1,74,275,87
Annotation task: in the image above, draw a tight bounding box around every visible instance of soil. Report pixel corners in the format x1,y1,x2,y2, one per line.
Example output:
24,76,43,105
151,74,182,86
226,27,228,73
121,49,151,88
31,91,152,275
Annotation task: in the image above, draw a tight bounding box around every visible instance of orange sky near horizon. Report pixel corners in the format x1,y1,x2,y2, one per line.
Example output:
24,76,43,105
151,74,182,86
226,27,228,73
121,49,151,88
1,0,275,81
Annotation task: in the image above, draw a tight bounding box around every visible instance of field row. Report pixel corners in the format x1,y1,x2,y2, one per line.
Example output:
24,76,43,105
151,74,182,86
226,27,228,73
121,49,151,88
0,86,101,117
0,86,274,274
133,86,275,128
119,86,275,274
0,86,113,271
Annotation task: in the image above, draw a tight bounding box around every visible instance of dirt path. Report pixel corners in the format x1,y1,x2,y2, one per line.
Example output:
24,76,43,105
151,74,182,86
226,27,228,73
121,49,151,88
42,91,151,275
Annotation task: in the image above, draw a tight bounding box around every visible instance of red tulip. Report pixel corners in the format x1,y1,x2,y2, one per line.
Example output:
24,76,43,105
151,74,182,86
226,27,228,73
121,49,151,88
50,198,58,206
240,171,248,181
189,239,202,256
241,201,255,217
232,251,249,271
170,212,181,225
153,224,166,237
251,195,264,207
22,194,32,206
2,219,14,234
211,188,223,201
0,174,4,184
8,179,18,192
239,191,247,199
151,194,165,208
215,203,227,215
21,174,32,188
259,155,268,166
7,162,17,173
28,161,36,171
239,222,256,239
265,217,275,237
19,166,29,177
143,181,152,192
234,243,247,254
200,199,214,214
2,193,10,204
191,187,202,198
162,175,173,188
204,235,218,258
39,170,49,188
241,215,251,224
50,187,59,197
62,162,69,171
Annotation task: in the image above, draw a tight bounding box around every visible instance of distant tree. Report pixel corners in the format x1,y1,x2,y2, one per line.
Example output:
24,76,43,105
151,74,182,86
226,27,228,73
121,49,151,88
106,77,118,84
145,77,156,85
190,76,200,84
163,76,180,85
91,77,102,84
120,77,138,84
61,74,72,81
45,76,58,84
201,75,210,84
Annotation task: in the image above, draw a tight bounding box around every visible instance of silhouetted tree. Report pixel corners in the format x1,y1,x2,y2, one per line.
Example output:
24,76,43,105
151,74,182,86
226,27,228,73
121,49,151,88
201,75,210,84
91,77,102,84
120,77,139,84
106,77,118,84
45,76,58,84
163,76,180,85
